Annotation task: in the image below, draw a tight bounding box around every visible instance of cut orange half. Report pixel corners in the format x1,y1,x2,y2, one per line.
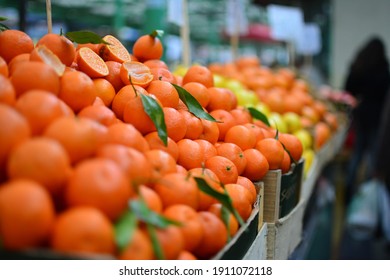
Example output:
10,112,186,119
120,60,154,88
29,45,66,76
100,35,132,63
77,47,109,78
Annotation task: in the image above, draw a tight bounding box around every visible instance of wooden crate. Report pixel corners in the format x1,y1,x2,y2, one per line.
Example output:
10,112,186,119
262,159,304,223
266,199,306,260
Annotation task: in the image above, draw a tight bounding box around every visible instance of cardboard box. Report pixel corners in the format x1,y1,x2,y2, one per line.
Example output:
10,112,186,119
263,159,304,223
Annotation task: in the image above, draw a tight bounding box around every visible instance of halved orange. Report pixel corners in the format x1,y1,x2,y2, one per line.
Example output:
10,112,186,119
119,60,154,88
29,45,66,76
100,35,132,63
77,47,109,78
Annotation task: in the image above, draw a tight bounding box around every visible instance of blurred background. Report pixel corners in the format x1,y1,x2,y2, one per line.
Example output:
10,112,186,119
2,0,390,90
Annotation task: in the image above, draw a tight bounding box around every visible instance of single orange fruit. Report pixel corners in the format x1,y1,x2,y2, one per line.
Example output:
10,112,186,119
323,112,339,131
255,138,285,170
66,158,133,221
205,155,238,185
11,61,60,97
208,203,239,237
163,204,204,252
132,33,163,62
76,47,109,78
58,70,96,113
224,124,257,151
92,78,116,107
182,81,210,108
7,137,72,196
96,144,152,186
163,107,187,142
76,43,101,54
182,65,214,88
278,133,303,162
179,109,203,140
0,179,55,250
241,148,269,181
314,121,331,150
100,34,132,63
193,211,228,259
118,228,154,260
189,167,223,211
0,29,34,63
146,80,179,108
105,122,149,153
44,116,106,164
122,93,157,135
120,60,154,88
0,74,16,105
51,206,115,255
236,176,257,205
154,172,199,210
104,60,125,92
216,142,247,175
144,149,177,183
36,33,76,67
206,87,236,112
176,139,204,170
209,109,236,141
225,183,253,221
15,89,67,135
144,131,179,161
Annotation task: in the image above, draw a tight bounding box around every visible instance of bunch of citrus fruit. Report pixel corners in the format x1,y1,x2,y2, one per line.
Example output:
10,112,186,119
203,56,340,176
0,29,306,260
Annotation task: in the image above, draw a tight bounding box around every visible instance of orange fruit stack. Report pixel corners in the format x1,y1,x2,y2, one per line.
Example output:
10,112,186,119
0,29,308,260
208,56,339,151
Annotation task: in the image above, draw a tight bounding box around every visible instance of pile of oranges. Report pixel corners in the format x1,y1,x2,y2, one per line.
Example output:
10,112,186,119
0,29,306,260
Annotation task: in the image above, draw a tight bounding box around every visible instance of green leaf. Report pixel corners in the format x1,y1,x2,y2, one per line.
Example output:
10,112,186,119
146,224,165,260
150,30,164,38
172,83,218,122
130,200,181,228
248,107,270,127
140,94,168,146
194,177,245,227
114,210,137,252
65,30,109,44
221,205,232,241
0,17,8,21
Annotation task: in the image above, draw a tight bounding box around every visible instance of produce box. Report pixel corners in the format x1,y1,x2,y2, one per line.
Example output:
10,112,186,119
266,199,306,260
213,183,264,260
262,159,304,223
